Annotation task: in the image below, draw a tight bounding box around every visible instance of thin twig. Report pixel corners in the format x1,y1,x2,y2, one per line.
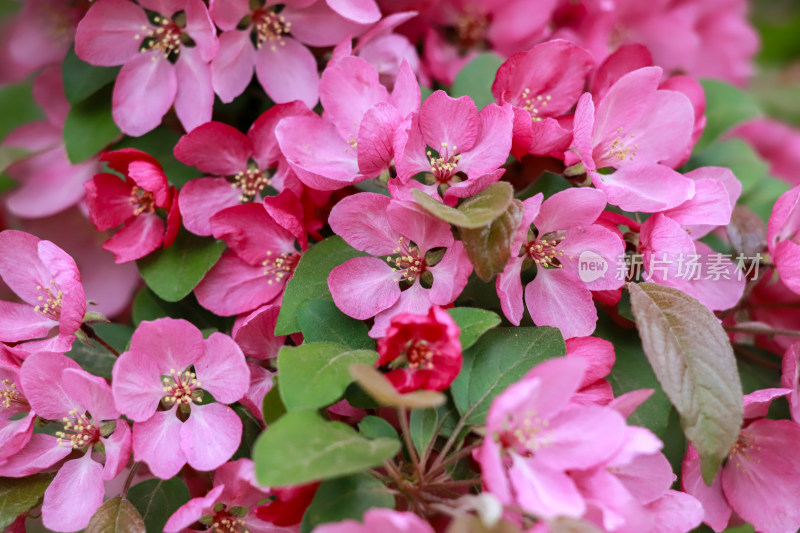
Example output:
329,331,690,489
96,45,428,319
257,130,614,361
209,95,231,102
81,324,121,357
424,441,481,482
121,462,140,498
397,406,421,479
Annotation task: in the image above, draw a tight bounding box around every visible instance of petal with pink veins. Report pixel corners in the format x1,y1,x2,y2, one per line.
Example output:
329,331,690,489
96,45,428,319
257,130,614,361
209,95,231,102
62,367,118,421
255,37,319,109
74,0,149,66
164,485,225,533
232,304,286,360
111,349,166,422
19,353,81,420
182,403,242,471
328,257,401,320
535,187,607,234
178,178,243,236
112,52,177,137
369,282,433,338
283,2,370,48
358,103,401,178
249,101,315,169
319,56,389,140
419,91,479,153
525,269,597,339
130,317,205,374
174,47,215,134
0,433,71,477
509,454,585,519
0,301,58,342
680,446,731,532
497,256,525,326
457,104,514,179
174,122,253,177
208,0,251,31
194,252,286,316
0,230,60,304
326,0,381,24
102,212,165,263
211,29,255,103
195,332,249,404
183,0,219,62
41,455,104,532
592,164,695,213
133,407,186,479
386,201,452,253
101,419,131,481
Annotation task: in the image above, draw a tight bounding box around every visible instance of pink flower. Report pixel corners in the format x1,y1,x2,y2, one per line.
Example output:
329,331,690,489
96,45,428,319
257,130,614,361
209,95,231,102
376,306,462,393
781,342,800,423
111,318,250,478
314,508,435,533
729,119,800,187
327,192,472,338
194,194,305,316
682,389,800,533
75,0,218,136
84,148,181,264
396,90,514,204
496,188,624,339
0,230,85,352
0,346,35,464
164,459,274,533
254,482,319,527
174,102,315,236
565,336,616,405
767,185,800,295
570,67,697,212
17,352,131,532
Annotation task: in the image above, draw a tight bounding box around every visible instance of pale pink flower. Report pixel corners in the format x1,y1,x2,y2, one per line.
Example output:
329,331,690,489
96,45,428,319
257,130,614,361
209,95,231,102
314,508,435,533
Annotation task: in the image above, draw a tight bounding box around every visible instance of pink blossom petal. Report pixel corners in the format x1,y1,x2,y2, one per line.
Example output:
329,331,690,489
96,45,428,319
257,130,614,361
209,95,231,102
662,242,745,311
74,0,149,66
240,364,274,423
249,101,315,169
529,117,573,157
565,336,615,385
131,317,205,374
509,454,585,519
111,350,166,422
592,67,662,150
84,173,136,231
391,60,421,119
427,242,472,306
457,104,514,179
592,164,695,213
255,37,319,109
559,225,625,291
164,485,225,533
525,269,597,339
182,403,242,471
781,343,800,423
369,282,432,338
0,230,58,304
61,367,118,421
535,187,607,234
112,52,177,137
329,193,400,255
208,0,251,31
326,0,381,24
358,103,401,178
232,304,286,360
194,252,285,316
590,44,653,102
419,91,479,153
102,213,165,263
662,177,732,229
20,353,81,420
615,451,674,504
183,0,219,62
497,256,525,326
680,446,731,531
283,2,369,48
319,56,389,140
0,434,71,477
0,301,57,342
645,490,704,533
395,114,434,182
42,455,104,532
328,257,401,320
211,29,255,103
101,420,132,481
443,169,505,204
386,202,452,253
0,407,34,463
195,333,249,404
133,407,186,479
178,178,243,236
174,47,215,134
175,122,253,176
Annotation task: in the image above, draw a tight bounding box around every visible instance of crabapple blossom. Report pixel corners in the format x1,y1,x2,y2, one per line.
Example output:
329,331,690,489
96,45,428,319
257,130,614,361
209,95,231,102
111,318,249,478
313,508,435,533
0,346,35,463
767,185,800,295
376,306,462,393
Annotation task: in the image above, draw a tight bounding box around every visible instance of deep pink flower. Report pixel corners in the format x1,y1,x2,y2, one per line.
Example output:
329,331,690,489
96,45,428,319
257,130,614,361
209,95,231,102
376,306,462,393
327,192,472,338
314,508,435,533
781,342,800,424
111,318,249,478
174,102,315,236
565,336,616,405
84,148,181,264
16,352,131,532
75,0,218,136
164,458,274,533
194,195,305,316
570,67,697,212
496,188,624,339
396,90,513,205
767,185,800,295
0,230,85,352
682,389,800,533
254,482,319,527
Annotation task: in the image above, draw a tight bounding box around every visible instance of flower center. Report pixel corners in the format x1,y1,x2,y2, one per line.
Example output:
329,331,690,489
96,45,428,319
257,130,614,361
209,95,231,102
33,280,63,318
728,433,761,471
454,10,489,47
387,237,426,284
56,408,100,450
209,512,248,533
526,236,565,268
262,251,300,285
252,8,291,51
135,15,183,59
130,186,156,216
1,379,27,410
406,340,435,370
232,167,271,202
161,369,203,406
427,142,462,184
607,127,638,163
498,408,552,455
519,88,552,121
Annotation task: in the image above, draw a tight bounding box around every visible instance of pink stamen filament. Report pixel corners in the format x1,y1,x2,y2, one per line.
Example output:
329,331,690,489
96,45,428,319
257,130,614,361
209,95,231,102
56,408,100,449
162,368,203,406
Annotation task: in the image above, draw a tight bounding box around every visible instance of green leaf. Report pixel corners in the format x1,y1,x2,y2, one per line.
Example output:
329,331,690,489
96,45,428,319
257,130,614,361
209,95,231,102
695,80,761,151
232,403,264,460
86,497,145,533
446,307,501,350
275,236,367,335
451,53,504,109
412,182,514,229
627,282,743,483
114,127,200,188
358,415,398,441
131,287,233,331
299,473,394,533
262,383,287,425
459,199,523,281
254,410,400,486
451,327,566,425
297,299,375,350
127,478,190,533
278,343,378,411
0,81,43,141
0,145,29,175
688,139,769,196
0,474,54,530
66,322,134,378
137,231,226,302
64,85,121,163
62,48,120,105
409,406,456,456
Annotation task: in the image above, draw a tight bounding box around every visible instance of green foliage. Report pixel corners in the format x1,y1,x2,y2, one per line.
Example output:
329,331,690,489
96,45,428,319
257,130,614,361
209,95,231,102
0,474,54,530
695,80,761,151
275,236,367,335
451,327,566,425
137,231,226,302
451,53,504,109
66,322,134,377
64,85,121,163
0,81,43,141
299,473,395,533
628,283,743,483
232,404,264,460
412,182,514,229
132,287,233,331
460,199,524,281
278,342,378,411
262,383,287,426
62,48,120,105
127,478,191,533
446,307,501,350
86,497,145,533
254,410,400,486
409,405,457,456
297,299,375,350
358,415,398,441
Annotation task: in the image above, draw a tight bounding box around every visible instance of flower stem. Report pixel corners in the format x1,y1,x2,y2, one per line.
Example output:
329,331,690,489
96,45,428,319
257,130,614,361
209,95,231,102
80,324,121,357
121,462,140,498
397,406,421,479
